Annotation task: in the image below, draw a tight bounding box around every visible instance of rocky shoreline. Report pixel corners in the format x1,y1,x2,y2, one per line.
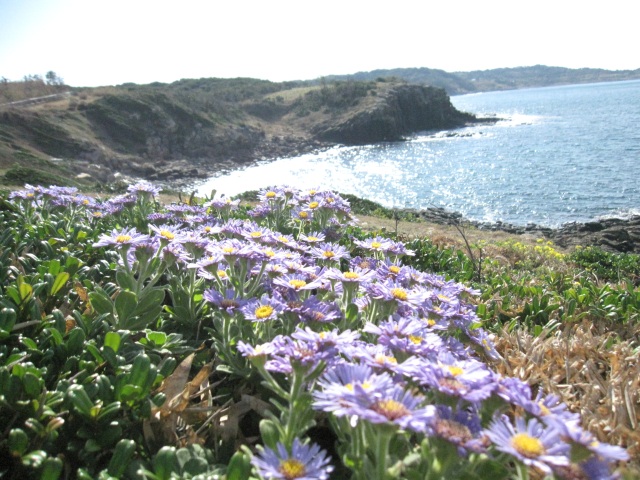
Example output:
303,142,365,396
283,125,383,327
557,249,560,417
406,207,640,253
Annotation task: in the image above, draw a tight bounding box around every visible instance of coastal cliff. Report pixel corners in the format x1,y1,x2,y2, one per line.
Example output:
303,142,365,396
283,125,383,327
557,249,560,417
0,79,480,186
313,84,476,144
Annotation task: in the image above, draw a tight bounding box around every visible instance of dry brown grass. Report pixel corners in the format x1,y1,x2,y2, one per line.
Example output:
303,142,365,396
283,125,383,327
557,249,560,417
355,214,548,249
493,320,640,471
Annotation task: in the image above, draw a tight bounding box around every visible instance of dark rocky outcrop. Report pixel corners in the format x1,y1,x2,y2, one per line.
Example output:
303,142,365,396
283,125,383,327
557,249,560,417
548,217,640,253
407,206,640,253
312,85,478,144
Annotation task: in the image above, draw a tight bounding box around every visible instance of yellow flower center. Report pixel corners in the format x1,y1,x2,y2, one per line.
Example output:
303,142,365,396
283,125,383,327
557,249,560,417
279,459,306,479
160,229,175,240
322,250,335,258
447,366,464,376
222,246,236,254
277,236,289,242
438,294,451,302
255,305,274,319
250,231,262,238
512,433,545,458
264,249,275,257
309,190,316,195
266,191,276,198
346,381,372,391
372,399,410,420
204,226,212,233
307,236,319,242
426,319,436,327
93,211,103,217
389,265,401,274
217,270,227,279
409,335,422,344
344,271,360,280
371,241,382,249
298,211,309,219
391,288,408,301
82,199,90,205
289,279,307,289
116,235,132,243
537,403,551,416
309,201,319,209
374,353,397,365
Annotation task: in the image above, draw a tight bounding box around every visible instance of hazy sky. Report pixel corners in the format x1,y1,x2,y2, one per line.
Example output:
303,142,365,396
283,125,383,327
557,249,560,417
1,0,637,87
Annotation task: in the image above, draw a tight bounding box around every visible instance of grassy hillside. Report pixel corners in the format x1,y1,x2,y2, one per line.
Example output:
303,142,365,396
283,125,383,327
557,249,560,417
0,78,475,189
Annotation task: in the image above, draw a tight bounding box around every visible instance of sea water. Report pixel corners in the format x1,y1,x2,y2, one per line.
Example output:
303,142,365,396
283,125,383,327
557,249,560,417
194,79,640,227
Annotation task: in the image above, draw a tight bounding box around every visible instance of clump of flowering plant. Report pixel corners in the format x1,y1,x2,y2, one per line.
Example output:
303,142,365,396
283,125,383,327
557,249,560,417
1,182,629,480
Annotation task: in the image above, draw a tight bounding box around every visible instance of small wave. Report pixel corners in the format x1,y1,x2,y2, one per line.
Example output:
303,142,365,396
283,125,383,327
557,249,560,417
410,130,488,143
597,208,640,221
495,113,543,127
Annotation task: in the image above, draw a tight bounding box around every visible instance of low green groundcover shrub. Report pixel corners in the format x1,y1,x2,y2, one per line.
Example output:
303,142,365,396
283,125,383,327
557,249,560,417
0,183,629,479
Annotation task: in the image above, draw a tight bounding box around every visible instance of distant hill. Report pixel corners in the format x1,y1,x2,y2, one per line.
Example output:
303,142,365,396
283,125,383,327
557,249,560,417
322,65,640,95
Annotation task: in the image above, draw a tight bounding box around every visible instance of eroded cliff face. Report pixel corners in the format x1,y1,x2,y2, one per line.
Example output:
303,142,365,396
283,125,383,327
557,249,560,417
312,84,476,144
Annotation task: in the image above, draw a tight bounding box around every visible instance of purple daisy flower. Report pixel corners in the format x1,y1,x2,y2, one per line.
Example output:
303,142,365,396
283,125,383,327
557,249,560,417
160,242,191,267
344,343,410,377
385,239,415,258
353,236,394,254
291,326,358,354
149,224,189,245
204,288,247,315
548,417,629,463
93,227,150,248
494,376,533,406
313,363,395,417
165,203,206,217
349,256,379,272
127,180,161,197
341,384,435,432
292,206,313,222
308,242,351,263
364,316,444,359
464,326,502,362
251,438,334,480
241,224,277,244
409,353,497,403
240,294,285,322
273,273,318,295
485,415,570,475
106,193,137,208
206,196,240,211
298,298,343,324
257,187,285,203
425,405,487,455
237,339,279,360
264,336,332,374
298,231,325,244
525,390,581,426
376,259,411,283
325,266,376,285
147,212,174,224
